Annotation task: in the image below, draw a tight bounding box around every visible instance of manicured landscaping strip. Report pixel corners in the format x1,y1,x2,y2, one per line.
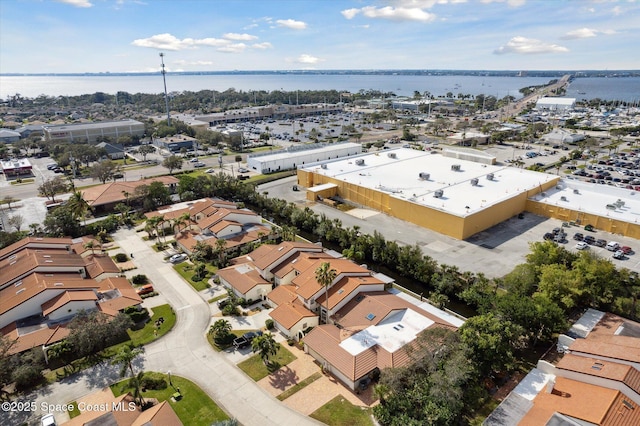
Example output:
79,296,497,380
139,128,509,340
237,346,297,381
276,371,322,401
310,395,373,426
173,262,216,292
111,372,229,426
67,401,81,418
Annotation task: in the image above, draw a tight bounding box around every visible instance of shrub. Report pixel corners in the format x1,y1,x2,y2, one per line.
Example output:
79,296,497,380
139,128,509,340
12,364,44,391
127,308,150,323
222,304,237,316
265,319,274,330
140,374,168,391
131,274,148,285
114,253,129,263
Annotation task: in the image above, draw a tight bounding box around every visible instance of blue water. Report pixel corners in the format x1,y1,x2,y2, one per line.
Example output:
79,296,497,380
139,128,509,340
1,73,638,102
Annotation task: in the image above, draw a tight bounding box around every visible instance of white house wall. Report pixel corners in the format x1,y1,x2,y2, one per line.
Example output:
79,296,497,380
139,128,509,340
0,289,67,329
214,225,242,238
48,300,97,322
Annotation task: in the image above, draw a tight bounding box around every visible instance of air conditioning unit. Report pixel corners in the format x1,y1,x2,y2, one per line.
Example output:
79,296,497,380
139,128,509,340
470,178,479,186
419,172,430,180
434,189,444,198
560,196,567,201
387,152,397,159
487,173,495,181
321,163,328,169
451,164,461,171
355,159,365,166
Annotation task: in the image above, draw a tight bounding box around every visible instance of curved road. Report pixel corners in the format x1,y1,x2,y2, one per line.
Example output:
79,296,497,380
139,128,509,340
1,228,321,426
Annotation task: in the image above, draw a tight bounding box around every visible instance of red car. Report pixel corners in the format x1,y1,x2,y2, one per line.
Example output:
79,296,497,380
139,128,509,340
620,246,634,255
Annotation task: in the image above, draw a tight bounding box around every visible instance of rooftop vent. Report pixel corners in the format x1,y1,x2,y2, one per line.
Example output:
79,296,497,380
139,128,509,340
419,172,430,180
573,189,580,194
366,313,376,321
470,178,479,186
451,164,461,172
487,173,495,181
321,163,328,169
355,159,365,166
16,288,25,295
560,196,567,201
54,282,64,287
434,189,444,198
387,152,397,159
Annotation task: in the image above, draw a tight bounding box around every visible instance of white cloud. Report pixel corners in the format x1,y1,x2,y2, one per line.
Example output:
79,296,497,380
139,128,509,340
344,6,436,22
173,59,214,66
223,33,258,41
252,42,273,50
562,27,617,40
296,54,322,64
481,0,526,7
217,43,247,53
131,33,229,50
55,0,92,7
611,6,622,16
494,36,569,54
276,19,307,30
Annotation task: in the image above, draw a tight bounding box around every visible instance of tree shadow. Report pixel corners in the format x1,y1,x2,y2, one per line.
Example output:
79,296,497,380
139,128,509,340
268,366,299,391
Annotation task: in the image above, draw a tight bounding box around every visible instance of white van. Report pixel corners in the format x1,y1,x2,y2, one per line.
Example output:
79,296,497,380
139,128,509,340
606,241,620,251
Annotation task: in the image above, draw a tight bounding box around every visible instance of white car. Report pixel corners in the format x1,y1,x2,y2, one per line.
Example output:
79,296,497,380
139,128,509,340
189,157,199,163
575,242,589,250
237,167,249,173
41,413,57,426
169,253,187,263
205,168,215,173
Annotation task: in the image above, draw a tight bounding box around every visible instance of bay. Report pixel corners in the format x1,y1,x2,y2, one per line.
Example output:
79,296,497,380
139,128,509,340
1,73,638,103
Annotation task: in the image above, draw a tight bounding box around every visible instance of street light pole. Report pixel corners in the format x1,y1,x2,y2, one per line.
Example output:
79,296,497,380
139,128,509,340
160,53,171,126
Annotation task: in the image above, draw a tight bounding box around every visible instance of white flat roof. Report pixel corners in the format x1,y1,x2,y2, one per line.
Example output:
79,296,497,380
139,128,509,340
302,148,557,217
533,179,640,224
512,368,554,401
339,308,434,355
308,183,338,193
536,97,576,106
251,142,361,163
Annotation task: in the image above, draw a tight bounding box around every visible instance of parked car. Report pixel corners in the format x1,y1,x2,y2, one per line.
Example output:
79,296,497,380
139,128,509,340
573,232,584,241
575,242,589,250
612,250,625,260
169,253,188,263
193,162,206,168
543,233,554,241
620,246,634,254
189,157,200,163
237,167,249,173
46,163,58,170
217,298,231,309
595,239,607,247
233,331,263,349
205,168,215,173
136,284,154,295
606,241,620,252
41,413,57,426
584,235,596,245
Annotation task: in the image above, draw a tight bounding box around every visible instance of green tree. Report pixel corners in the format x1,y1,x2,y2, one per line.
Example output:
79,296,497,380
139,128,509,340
315,262,337,324
138,144,155,161
209,319,232,343
7,214,24,232
162,155,183,174
251,332,280,366
111,345,142,378
67,190,91,224
38,176,68,202
44,204,83,237
89,160,117,184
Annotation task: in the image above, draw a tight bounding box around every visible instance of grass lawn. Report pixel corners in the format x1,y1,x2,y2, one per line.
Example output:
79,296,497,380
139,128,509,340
67,401,81,418
237,345,296,381
173,262,216,291
128,304,176,346
276,372,322,401
310,396,374,426
208,294,227,304
111,372,229,426
206,329,247,352
10,178,35,185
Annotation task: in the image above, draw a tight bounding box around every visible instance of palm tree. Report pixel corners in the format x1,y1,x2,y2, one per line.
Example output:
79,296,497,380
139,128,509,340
111,345,142,378
315,262,337,324
145,215,164,240
209,319,232,342
251,333,280,366
83,240,100,256
128,371,146,407
67,190,91,224
215,238,228,267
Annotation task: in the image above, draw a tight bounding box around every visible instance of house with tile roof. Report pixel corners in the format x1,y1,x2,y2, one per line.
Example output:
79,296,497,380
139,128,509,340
0,238,142,355
80,176,178,213
485,309,640,426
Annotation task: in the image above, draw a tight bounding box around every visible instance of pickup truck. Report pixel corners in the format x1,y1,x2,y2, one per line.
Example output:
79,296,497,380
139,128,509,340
233,331,263,349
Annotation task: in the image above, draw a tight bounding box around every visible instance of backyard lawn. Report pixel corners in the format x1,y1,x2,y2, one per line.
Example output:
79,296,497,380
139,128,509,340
111,372,229,426
128,304,175,346
237,345,297,381
310,396,374,426
173,262,217,291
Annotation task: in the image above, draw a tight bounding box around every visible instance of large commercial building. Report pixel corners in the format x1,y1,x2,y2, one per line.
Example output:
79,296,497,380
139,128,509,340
195,103,343,126
535,97,576,111
247,142,362,174
43,119,145,144
298,148,559,240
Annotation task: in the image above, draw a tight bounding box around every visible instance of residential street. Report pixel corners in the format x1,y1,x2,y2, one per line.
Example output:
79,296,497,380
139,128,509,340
1,227,321,426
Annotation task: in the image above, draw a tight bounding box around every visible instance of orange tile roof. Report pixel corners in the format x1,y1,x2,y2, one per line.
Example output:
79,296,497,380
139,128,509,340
270,251,334,279
1,322,71,355
64,393,141,426
0,236,73,261
131,400,183,426
294,258,370,300
570,336,640,364
0,248,87,288
251,241,323,271
41,290,98,316
209,219,240,235
81,176,178,207
518,376,629,426
269,301,316,329
83,253,120,278
267,285,298,306
556,353,640,396
218,263,270,295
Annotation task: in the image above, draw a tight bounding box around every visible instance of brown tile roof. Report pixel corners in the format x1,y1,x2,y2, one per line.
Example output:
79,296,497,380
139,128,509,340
1,322,71,355
557,353,640,396
570,335,640,364
145,197,217,221
81,176,178,207
70,236,102,256
294,258,370,300
267,285,298,306
131,400,183,426
270,251,334,280
209,219,240,235
0,237,73,261
269,301,316,329
41,290,98,316
177,225,270,253
64,393,141,426
518,376,640,426
218,263,270,295
251,241,323,271
0,248,87,288
83,253,120,278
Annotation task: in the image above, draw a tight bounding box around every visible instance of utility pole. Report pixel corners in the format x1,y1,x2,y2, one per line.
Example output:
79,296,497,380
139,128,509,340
160,53,171,126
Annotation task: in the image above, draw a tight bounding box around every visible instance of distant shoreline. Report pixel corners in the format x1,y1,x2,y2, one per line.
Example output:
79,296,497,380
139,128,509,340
2,69,639,78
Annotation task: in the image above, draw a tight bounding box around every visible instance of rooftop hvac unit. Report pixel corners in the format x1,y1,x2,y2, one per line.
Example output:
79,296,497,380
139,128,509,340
560,196,567,201
470,178,479,186
451,164,461,172
355,159,365,166
321,163,328,169
387,152,397,159
419,172,430,180
434,189,444,198
487,173,495,181
573,189,580,194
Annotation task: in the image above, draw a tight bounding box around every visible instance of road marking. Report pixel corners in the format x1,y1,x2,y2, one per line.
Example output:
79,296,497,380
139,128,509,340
176,305,191,311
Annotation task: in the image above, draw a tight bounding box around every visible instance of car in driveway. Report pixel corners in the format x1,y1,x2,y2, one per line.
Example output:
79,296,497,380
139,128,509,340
575,242,589,250
169,253,188,263
136,284,154,295
233,331,263,349
41,413,57,426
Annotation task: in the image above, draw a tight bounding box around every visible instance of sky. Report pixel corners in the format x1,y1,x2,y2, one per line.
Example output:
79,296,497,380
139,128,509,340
1,0,639,74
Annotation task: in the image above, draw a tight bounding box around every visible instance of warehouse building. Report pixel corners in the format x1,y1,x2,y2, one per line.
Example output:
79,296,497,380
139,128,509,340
247,142,362,174
535,97,576,111
298,148,559,240
43,119,145,144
